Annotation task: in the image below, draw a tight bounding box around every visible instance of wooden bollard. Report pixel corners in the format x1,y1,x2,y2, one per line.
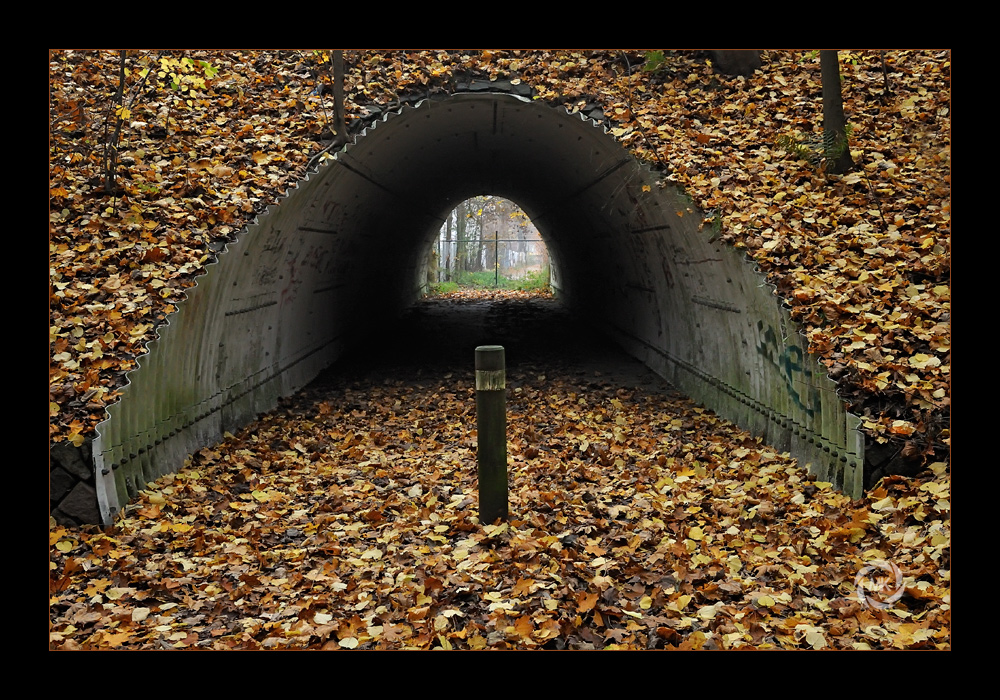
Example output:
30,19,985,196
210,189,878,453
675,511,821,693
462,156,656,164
475,345,508,523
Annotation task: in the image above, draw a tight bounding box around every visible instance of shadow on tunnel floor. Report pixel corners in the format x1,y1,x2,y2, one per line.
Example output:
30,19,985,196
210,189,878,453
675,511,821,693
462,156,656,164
306,291,677,396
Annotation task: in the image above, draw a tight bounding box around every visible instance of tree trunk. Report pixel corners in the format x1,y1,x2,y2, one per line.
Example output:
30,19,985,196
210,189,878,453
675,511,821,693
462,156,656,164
443,211,453,281
101,50,128,197
470,215,484,272
332,50,347,146
456,201,468,274
820,50,854,175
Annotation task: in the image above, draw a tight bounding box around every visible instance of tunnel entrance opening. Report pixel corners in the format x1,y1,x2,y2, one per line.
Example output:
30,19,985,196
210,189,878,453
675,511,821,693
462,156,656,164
91,88,864,525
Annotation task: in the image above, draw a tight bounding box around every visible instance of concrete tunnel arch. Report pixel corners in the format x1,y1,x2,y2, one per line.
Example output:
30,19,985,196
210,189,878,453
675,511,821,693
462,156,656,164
92,89,864,524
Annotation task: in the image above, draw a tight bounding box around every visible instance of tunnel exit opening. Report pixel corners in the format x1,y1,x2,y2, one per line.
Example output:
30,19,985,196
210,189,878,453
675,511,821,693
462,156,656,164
427,195,553,293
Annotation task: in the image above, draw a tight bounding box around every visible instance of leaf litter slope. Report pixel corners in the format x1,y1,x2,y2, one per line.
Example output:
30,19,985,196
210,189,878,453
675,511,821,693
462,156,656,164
49,291,950,650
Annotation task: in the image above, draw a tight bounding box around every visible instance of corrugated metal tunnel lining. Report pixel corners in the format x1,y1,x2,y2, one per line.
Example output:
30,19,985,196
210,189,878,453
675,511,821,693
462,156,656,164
310,91,662,321
93,90,864,525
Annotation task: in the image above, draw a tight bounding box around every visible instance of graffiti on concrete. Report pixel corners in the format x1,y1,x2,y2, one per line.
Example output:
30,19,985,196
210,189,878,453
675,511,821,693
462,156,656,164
279,241,332,308
755,320,819,416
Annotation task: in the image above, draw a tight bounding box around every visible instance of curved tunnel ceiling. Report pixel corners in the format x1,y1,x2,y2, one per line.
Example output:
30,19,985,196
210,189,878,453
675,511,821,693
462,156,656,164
92,90,865,525
318,92,658,318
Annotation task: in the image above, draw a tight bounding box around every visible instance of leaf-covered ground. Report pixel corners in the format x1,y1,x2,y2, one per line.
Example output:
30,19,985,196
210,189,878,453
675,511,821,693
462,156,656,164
49,51,950,649
49,293,950,650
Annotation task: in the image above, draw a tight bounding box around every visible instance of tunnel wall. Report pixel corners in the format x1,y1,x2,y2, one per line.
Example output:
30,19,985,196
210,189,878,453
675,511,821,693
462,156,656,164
93,165,348,519
91,89,863,525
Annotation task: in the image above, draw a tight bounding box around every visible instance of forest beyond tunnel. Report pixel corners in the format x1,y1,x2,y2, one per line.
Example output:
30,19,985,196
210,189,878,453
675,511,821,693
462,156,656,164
90,88,863,524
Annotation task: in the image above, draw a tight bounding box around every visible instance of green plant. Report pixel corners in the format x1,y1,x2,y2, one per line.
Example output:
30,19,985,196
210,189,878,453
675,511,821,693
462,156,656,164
643,51,668,73
512,267,550,291
452,270,498,288
777,125,853,171
430,281,459,295
433,267,551,292
701,211,723,237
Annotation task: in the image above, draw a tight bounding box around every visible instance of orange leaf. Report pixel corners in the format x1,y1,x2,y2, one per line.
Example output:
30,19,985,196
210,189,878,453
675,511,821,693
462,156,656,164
577,591,598,613
514,615,535,639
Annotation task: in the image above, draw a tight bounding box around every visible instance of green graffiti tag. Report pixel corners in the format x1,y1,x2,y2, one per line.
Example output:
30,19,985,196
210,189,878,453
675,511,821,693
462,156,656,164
756,320,819,416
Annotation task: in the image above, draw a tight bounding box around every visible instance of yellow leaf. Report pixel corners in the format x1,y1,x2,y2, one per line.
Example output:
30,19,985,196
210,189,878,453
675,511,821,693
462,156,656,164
889,420,915,436
698,604,720,620
909,353,941,369
872,496,895,511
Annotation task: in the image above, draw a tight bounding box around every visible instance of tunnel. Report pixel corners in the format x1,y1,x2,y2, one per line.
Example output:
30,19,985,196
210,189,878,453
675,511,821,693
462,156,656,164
92,87,864,525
